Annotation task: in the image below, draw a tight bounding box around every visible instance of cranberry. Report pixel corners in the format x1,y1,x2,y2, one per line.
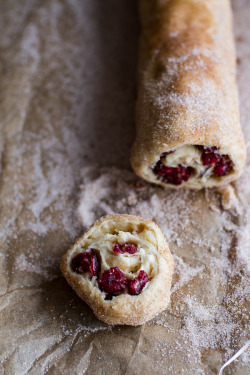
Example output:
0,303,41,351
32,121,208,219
153,160,171,177
113,243,137,255
113,243,123,254
153,161,193,185
99,267,127,294
213,155,232,176
71,249,99,276
197,145,232,175
197,145,220,166
122,243,137,254
202,152,220,166
181,165,193,182
128,270,149,295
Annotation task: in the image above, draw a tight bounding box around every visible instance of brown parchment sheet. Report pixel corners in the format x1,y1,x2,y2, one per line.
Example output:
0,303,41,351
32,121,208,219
0,1,249,374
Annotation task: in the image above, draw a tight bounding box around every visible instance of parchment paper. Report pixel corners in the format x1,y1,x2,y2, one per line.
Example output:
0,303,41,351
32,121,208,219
0,1,249,374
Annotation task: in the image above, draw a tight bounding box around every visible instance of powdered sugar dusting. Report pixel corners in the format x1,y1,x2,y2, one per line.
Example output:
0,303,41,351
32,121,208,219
136,0,241,148
16,253,58,281
171,255,205,294
183,296,237,350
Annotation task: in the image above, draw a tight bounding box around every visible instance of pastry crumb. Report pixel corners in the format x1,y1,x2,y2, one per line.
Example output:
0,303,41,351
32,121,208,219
218,185,238,210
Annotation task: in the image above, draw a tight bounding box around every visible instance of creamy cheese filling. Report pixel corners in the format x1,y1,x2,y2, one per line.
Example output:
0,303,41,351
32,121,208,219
69,221,164,298
161,145,212,178
153,145,233,185
88,229,159,280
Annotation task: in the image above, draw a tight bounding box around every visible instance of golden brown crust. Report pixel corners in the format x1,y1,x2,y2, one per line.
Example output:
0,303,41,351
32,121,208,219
60,214,174,326
131,0,246,189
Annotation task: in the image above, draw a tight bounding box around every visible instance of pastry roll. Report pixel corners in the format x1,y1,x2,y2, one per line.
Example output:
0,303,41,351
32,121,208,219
61,214,174,326
131,0,246,189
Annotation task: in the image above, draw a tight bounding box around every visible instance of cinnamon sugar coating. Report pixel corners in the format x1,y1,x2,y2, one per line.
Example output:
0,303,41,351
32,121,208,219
131,0,246,189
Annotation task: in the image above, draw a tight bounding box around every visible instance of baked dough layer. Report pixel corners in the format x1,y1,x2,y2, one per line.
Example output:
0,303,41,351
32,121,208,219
60,214,174,326
131,0,246,189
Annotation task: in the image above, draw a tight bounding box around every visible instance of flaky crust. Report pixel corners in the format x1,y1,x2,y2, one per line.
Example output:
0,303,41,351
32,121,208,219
60,214,174,326
131,0,246,189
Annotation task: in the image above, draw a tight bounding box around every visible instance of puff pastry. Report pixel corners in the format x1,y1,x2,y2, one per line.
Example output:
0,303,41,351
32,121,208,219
60,214,174,326
131,0,246,189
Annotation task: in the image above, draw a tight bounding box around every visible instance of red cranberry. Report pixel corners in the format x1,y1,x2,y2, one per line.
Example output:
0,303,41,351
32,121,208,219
197,145,221,166
213,155,232,176
181,165,193,182
122,243,137,254
113,243,123,254
71,249,99,276
113,243,137,255
153,160,170,177
197,146,232,175
99,267,127,294
128,270,149,295
153,161,193,185
202,152,220,166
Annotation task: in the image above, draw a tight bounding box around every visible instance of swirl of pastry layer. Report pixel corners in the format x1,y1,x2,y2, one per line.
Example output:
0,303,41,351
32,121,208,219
61,214,174,326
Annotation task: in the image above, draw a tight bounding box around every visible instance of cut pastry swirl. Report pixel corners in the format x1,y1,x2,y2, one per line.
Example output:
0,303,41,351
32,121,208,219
60,214,174,326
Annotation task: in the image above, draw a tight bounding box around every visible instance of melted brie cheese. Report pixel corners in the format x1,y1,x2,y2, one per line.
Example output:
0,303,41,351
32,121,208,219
161,145,215,179
84,229,159,280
